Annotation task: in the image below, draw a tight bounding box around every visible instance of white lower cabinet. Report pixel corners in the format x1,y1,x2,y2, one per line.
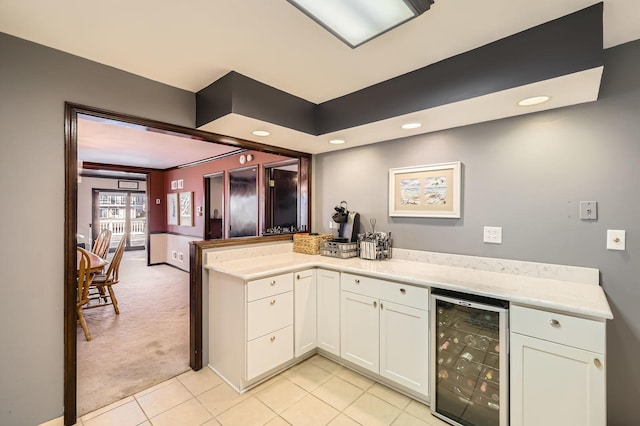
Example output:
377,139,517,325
341,291,380,372
340,273,430,398
294,269,317,357
380,300,429,396
510,305,606,426
209,271,294,390
316,269,341,356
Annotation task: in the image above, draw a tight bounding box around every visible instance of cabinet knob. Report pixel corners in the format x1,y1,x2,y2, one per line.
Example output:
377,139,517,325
270,299,276,305
400,288,406,294
594,358,602,368
549,319,560,327
355,279,360,284
270,280,276,286
270,336,276,342
373,301,377,308
380,303,384,310
296,274,301,280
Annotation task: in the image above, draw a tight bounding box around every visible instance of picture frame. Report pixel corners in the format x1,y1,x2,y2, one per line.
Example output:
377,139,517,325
177,179,184,189
389,162,462,218
170,180,177,190
167,193,179,225
179,191,193,226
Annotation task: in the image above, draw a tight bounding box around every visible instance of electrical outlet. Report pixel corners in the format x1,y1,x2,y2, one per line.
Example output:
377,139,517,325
483,226,503,244
607,230,625,250
329,221,335,229
171,250,177,259
178,252,184,262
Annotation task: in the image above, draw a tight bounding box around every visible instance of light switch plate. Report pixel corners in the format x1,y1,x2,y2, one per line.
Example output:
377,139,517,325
579,201,597,220
607,229,626,250
483,226,503,244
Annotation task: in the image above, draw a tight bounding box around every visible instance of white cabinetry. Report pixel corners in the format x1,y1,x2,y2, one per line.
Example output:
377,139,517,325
316,269,341,356
294,269,317,357
341,291,380,371
209,271,294,391
510,305,606,426
340,273,430,397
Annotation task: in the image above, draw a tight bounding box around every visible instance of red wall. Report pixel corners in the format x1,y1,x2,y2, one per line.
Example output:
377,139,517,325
148,170,167,233
161,150,292,238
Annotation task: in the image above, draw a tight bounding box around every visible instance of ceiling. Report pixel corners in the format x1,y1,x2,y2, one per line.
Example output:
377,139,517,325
2,0,640,161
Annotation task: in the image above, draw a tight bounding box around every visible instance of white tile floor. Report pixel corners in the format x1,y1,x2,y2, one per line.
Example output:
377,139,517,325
62,355,450,426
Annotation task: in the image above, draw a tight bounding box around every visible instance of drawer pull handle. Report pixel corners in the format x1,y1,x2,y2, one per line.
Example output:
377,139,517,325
549,319,560,327
594,358,602,368
355,279,360,284
270,299,276,305
270,280,276,286
400,288,406,294
373,301,377,308
270,336,276,342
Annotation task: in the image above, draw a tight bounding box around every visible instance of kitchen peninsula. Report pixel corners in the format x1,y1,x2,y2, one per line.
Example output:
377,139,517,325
205,242,611,426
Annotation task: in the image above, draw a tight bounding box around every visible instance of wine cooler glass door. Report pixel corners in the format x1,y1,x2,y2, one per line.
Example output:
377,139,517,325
430,293,508,426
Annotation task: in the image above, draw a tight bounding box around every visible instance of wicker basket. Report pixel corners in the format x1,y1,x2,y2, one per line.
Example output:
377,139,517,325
293,233,333,254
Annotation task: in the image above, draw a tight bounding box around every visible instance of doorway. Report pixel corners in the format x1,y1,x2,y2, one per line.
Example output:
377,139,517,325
64,102,312,426
204,173,224,240
93,189,147,251
265,162,299,230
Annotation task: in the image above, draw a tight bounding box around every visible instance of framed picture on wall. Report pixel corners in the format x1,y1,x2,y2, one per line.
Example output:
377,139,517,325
179,191,193,226
170,180,177,190
389,162,462,218
177,179,184,189
167,193,179,225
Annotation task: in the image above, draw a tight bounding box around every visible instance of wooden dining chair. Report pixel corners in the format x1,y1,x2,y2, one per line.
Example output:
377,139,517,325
86,234,126,315
92,229,112,259
77,247,93,341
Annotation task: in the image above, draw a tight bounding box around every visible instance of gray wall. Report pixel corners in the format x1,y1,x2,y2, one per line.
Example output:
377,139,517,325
314,40,640,426
0,33,194,425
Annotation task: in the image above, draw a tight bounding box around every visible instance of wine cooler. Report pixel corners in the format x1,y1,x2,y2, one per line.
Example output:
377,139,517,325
430,289,509,426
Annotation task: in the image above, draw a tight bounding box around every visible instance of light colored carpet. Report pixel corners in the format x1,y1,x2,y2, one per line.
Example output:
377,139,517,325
77,250,190,416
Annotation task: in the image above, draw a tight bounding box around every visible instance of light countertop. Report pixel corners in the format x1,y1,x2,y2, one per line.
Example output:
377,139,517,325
205,252,612,320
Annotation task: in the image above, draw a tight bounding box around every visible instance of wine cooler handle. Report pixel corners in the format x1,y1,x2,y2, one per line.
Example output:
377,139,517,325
594,358,602,368
549,319,560,327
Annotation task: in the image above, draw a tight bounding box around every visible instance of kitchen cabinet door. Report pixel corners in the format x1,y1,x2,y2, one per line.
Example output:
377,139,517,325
341,291,379,373
317,269,341,356
510,332,605,426
294,269,317,357
379,300,429,398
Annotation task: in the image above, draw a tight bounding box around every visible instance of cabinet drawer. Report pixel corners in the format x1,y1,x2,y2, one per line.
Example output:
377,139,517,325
378,282,429,310
247,273,293,302
341,272,384,298
341,272,429,310
247,325,293,380
247,291,293,340
510,305,605,353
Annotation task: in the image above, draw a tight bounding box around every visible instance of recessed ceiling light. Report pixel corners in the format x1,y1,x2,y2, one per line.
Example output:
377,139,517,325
252,130,270,137
517,96,551,107
329,139,345,145
402,122,422,129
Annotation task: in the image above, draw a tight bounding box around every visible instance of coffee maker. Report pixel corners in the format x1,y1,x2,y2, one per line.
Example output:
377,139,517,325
332,201,360,242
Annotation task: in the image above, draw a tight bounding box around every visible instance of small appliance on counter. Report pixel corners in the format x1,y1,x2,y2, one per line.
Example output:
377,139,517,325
331,201,360,243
